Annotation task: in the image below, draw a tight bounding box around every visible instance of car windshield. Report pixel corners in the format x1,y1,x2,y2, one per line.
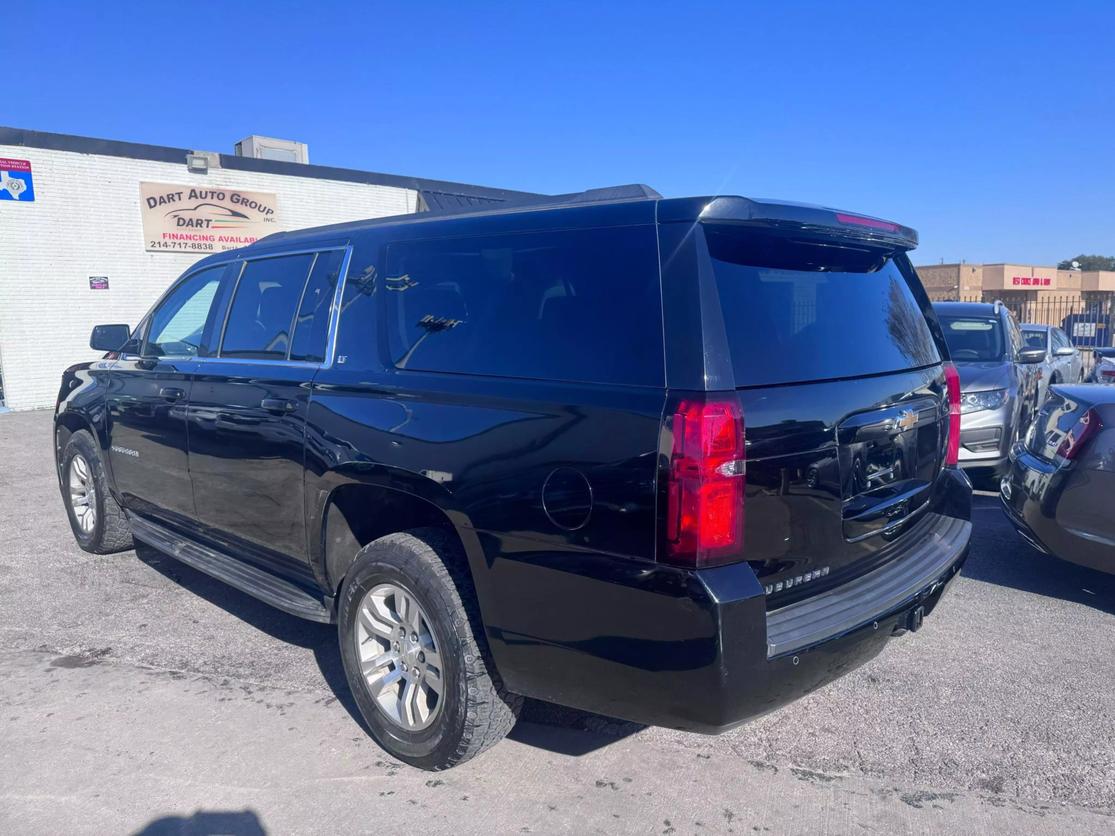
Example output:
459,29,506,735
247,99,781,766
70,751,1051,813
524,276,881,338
939,316,1005,362
1022,330,1047,351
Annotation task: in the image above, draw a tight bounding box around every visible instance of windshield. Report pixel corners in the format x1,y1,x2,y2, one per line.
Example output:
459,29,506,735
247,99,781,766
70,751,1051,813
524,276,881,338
939,316,1005,362
1022,330,1047,351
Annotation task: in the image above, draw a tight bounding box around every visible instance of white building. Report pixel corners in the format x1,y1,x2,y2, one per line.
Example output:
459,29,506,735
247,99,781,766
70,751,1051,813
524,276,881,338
0,127,534,411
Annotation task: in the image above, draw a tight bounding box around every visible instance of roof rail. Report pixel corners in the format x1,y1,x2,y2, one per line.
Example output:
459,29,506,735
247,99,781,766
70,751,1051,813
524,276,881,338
503,183,661,209
253,182,661,246
395,182,661,222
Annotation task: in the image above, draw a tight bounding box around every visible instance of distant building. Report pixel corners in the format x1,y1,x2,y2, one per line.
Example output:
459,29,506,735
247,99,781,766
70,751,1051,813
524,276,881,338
917,262,1115,346
0,127,539,410
916,262,1115,305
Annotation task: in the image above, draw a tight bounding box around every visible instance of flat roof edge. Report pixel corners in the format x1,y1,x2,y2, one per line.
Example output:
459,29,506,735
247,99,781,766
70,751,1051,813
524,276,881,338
0,125,539,201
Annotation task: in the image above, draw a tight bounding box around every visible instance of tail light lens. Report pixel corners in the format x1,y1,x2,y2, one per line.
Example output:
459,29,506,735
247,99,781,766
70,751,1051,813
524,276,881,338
1056,408,1102,460
662,394,746,568
943,362,961,467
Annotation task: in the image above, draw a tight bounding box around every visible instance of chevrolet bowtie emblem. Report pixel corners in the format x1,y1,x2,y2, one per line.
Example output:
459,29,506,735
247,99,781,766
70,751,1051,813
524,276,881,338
896,409,918,432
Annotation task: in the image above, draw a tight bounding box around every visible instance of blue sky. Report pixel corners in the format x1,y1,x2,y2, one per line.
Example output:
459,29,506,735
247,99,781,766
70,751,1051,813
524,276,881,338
4,1,1113,265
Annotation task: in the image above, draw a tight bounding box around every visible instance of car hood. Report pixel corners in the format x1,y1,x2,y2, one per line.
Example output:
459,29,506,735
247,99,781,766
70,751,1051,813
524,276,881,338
955,361,1012,392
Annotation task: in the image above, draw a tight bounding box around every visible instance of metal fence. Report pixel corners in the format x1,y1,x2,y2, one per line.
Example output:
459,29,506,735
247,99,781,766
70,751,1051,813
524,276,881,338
927,291,1115,375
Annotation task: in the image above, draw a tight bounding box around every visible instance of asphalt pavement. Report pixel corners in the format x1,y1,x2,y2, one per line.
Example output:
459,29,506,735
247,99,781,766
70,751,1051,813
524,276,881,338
1,408,1113,834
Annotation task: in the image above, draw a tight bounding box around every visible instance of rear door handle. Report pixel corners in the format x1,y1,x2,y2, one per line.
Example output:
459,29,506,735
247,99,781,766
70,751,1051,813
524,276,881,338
260,398,295,414
159,387,185,402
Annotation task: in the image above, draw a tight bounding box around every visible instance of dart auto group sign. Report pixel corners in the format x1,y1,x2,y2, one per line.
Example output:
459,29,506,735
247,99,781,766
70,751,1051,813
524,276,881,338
139,182,279,253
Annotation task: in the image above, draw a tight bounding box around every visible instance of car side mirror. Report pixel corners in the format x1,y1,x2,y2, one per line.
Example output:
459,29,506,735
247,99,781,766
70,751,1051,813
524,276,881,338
1053,346,1076,357
1018,348,1046,365
89,323,133,353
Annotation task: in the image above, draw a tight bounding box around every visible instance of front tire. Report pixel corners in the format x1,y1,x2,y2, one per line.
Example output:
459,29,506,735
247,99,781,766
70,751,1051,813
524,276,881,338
337,528,521,770
60,430,133,554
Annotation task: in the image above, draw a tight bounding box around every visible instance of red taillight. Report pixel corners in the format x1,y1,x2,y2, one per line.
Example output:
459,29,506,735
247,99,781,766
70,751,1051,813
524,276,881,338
662,394,745,568
834,212,900,232
1056,408,1102,460
943,362,961,467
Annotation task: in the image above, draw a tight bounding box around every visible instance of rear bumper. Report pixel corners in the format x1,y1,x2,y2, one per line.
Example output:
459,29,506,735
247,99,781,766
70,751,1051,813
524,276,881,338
486,474,971,732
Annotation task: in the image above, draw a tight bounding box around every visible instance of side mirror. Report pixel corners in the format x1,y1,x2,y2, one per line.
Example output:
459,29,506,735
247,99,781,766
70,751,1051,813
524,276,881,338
1054,346,1076,357
1017,348,1046,365
90,323,133,353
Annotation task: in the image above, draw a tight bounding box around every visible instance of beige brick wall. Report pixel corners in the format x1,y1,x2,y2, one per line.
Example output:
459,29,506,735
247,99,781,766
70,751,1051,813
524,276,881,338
913,263,983,297
0,146,418,410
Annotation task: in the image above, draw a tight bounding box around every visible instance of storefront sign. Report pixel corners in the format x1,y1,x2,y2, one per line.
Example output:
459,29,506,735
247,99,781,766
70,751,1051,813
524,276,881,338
0,158,35,201
89,276,109,290
140,182,279,253
1011,276,1053,287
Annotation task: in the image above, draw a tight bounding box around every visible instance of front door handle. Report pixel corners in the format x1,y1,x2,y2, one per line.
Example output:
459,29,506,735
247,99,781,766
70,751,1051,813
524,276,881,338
159,387,185,402
260,398,295,414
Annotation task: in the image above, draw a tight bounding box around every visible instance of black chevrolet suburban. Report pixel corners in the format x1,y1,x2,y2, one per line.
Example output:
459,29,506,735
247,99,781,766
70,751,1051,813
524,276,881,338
55,187,972,770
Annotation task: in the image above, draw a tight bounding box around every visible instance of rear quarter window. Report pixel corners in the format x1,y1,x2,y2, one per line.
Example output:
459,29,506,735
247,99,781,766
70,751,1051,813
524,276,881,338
706,229,940,387
381,225,664,386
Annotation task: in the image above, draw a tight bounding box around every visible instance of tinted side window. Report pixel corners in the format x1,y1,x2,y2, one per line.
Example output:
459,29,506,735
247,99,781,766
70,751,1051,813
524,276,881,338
334,255,381,369
290,250,345,363
382,225,663,386
145,266,228,358
1007,314,1022,357
221,254,314,359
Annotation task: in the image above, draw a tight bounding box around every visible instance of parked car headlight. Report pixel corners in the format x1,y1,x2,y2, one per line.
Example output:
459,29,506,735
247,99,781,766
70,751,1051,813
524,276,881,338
960,388,1007,414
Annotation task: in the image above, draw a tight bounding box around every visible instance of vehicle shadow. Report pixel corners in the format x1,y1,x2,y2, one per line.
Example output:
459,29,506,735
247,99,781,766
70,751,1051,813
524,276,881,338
133,542,366,734
132,808,266,835
133,543,643,757
963,499,1115,615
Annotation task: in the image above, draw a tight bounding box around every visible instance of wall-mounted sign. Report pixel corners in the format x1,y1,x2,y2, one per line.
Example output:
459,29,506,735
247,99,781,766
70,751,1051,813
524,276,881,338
0,158,35,201
1011,276,1053,287
139,182,279,253
89,276,109,290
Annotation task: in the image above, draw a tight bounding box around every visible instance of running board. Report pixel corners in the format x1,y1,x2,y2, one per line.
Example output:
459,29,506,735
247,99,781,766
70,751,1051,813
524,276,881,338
130,516,334,623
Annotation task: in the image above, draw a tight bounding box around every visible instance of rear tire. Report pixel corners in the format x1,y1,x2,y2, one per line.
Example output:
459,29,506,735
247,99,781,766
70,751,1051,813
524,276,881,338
60,430,133,554
337,528,521,770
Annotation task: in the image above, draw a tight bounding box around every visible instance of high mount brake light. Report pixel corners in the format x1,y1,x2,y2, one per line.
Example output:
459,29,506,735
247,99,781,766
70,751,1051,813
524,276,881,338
943,363,962,467
662,394,746,568
1057,408,1102,460
834,213,900,233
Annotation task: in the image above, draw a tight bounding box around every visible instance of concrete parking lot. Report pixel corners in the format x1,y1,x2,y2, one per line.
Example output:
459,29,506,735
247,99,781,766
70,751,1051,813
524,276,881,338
1,408,1113,835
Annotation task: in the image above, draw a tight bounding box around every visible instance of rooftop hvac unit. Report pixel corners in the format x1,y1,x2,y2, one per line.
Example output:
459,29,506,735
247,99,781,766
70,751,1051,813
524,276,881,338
234,135,309,164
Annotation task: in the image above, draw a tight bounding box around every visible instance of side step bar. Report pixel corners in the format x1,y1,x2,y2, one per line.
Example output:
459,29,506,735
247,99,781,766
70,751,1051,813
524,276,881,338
130,516,334,623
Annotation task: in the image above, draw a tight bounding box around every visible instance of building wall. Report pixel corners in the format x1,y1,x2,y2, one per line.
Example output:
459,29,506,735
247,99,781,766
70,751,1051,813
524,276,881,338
0,145,418,410
915,262,1115,302
915,263,983,298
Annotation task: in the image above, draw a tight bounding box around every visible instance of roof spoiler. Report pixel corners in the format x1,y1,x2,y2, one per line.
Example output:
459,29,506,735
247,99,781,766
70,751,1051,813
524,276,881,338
694,196,918,251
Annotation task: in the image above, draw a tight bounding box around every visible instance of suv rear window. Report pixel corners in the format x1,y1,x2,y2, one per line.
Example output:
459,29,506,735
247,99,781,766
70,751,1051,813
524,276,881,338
382,226,663,386
706,229,940,387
